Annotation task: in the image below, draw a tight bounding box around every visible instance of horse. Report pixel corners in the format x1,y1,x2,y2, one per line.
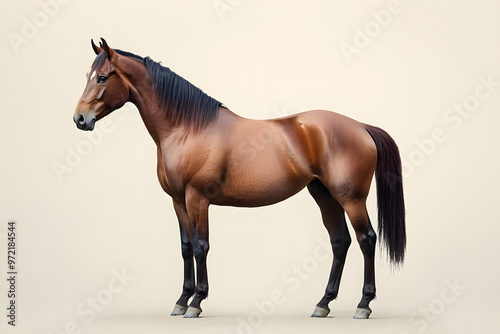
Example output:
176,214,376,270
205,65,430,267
73,38,406,319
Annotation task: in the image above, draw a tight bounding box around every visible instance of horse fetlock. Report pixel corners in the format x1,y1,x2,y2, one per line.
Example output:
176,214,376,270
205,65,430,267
195,283,209,298
324,289,339,302
362,286,376,301
181,285,195,298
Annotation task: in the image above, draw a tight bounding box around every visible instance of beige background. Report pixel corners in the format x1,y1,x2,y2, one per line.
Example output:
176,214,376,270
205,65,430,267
1,1,499,333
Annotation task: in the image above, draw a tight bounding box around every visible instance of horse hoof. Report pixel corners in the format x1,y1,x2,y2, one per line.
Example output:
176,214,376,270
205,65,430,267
171,304,187,316
311,306,330,318
183,307,202,318
353,307,372,319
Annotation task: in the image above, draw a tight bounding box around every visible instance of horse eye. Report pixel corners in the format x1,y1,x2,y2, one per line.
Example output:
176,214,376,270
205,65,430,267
97,76,107,84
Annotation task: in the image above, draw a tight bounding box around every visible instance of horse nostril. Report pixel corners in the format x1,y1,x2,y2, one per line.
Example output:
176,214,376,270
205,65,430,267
77,113,85,125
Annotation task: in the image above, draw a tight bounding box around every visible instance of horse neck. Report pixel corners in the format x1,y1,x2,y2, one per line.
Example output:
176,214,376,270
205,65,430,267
122,58,232,146
126,68,172,145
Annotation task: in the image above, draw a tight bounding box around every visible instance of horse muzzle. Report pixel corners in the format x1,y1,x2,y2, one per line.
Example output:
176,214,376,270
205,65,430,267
74,111,96,131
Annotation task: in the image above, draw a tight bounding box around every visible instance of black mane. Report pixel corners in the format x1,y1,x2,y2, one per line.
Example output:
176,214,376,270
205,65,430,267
114,49,223,130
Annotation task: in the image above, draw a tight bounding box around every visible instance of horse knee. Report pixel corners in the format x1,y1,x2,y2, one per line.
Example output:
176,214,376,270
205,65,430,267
195,282,209,299
332,235,351,259
193,239,209,260
361,286,376,304
181,242,193,260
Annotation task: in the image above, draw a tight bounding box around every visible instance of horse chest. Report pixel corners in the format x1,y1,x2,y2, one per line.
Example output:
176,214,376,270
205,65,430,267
156,154,187,201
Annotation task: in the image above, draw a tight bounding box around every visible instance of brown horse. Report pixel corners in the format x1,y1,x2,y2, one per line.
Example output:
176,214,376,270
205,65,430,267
73,38,406,319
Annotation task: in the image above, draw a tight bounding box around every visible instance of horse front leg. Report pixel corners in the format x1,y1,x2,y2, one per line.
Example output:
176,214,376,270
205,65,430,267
183,192,210,318
171,201,196,316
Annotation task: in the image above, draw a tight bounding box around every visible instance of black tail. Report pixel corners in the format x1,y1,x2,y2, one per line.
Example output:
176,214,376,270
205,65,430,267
365,124,406,267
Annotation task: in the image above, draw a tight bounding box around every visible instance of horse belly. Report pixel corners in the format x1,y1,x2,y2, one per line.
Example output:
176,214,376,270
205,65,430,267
212,152,312,207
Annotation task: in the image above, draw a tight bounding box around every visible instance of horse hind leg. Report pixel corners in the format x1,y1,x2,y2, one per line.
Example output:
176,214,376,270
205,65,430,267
343,199,377,319
307,179,352,318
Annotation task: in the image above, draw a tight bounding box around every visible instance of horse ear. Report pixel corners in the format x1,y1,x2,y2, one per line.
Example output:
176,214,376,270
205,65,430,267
100,37,116,60
91,39,102,55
